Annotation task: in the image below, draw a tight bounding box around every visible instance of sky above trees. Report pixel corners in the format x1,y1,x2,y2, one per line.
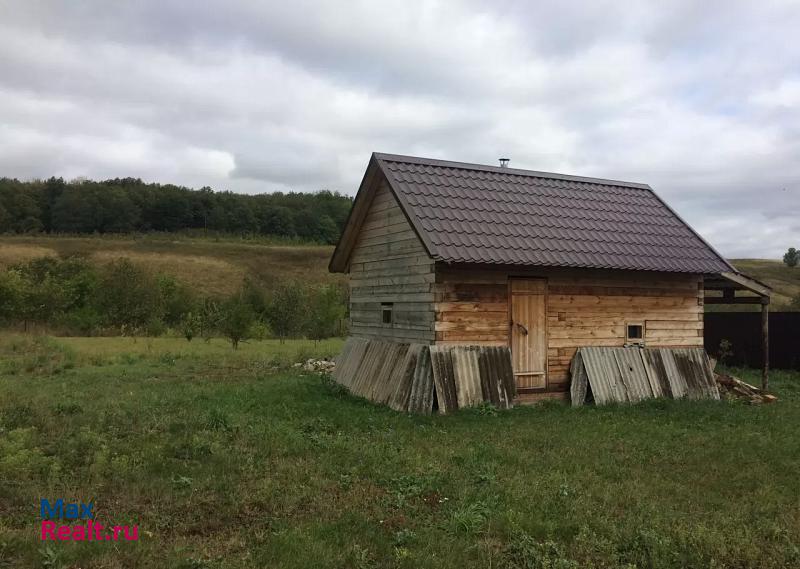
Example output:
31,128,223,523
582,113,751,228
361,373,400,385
0,0,798,258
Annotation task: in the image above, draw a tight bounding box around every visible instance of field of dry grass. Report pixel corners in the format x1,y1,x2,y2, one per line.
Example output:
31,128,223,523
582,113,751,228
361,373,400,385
0,235,344,296
730,259,800,309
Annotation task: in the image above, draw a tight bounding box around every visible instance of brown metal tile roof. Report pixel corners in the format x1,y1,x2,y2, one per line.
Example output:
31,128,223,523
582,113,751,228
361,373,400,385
373,153,733,274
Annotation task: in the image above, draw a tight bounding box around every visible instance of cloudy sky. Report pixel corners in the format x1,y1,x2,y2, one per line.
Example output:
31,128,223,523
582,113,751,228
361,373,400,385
1,1,798,258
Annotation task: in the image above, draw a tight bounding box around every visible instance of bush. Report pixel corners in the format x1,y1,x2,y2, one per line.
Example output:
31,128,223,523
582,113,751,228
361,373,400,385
158,274,196,326
95,259,163,329
0,269,25,322
219,295,255,349
57,305,103,335
305,284,346,344
264,281,307,342
783,247,799,268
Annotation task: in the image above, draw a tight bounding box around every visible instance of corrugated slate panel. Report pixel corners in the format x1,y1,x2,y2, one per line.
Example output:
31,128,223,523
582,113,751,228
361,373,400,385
613,349,653,403
407,346,435,415
570,351,590,406
430,346,459,414
452,346,483,408
334,337,368,389
657,349,690,399
478,347,514,410
671,348,720,400
580,347,628,405
375,154,731,274
334,340,515,413
640,350,671,398
388,344,422,412
570,347,719,406
372,342,409,404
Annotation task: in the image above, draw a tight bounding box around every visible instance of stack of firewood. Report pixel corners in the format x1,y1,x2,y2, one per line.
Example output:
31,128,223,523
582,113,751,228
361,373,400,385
715,374,778,404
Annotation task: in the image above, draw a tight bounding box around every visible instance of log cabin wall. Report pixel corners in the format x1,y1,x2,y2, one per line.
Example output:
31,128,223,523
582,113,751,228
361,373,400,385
348,181,435,343
433,265,703,392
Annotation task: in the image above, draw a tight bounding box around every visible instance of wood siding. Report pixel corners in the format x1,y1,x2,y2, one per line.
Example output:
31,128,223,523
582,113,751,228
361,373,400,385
434,265,704,392
348,181,435,343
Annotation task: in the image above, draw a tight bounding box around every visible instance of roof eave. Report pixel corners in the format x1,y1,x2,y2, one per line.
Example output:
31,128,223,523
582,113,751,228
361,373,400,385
328,153,437,273
328,154,381,273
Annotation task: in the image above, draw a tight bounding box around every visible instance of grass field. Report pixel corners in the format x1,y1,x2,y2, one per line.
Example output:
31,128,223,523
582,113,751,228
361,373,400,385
1,334,799,568
0,235,343,296
731,259,800,309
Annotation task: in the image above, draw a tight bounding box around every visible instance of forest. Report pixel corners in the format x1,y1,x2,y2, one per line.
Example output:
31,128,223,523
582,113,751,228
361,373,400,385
0,176,353,243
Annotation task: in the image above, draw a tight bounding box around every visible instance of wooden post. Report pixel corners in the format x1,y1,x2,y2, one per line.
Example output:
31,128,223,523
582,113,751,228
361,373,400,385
761,297,769,391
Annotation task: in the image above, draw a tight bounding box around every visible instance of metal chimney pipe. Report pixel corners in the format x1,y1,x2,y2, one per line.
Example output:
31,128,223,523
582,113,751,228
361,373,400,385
499,158,510,168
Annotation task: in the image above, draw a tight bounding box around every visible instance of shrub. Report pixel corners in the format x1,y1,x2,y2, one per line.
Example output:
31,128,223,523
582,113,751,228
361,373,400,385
95,259,163,329
264,281,307,343
783,247,799,268
717,339,733,365
219,295,255,349
158,274,196,326
305,284,346,344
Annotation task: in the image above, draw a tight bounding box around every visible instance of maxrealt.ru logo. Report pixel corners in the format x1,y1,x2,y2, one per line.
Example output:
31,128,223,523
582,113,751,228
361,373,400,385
40,499,138,542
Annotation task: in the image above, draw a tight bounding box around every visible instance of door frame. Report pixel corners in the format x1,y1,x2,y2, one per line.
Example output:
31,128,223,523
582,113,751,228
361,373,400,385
507,276,549,392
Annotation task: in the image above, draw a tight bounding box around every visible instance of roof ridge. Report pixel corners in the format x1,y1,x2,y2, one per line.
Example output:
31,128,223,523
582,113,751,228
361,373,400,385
373,152,651,191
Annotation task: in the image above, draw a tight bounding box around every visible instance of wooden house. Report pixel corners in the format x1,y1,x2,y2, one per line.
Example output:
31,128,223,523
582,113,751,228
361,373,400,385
329,153,770,406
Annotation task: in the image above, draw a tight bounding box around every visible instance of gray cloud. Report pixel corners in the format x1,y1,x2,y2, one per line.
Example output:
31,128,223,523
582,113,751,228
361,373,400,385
0,0,797,258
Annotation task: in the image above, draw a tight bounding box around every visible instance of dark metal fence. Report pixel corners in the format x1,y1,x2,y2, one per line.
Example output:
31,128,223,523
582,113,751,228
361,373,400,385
704,312,799,370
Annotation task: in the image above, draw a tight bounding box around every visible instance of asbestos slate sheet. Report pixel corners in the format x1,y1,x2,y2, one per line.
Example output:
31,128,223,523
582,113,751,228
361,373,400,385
570,347,719,407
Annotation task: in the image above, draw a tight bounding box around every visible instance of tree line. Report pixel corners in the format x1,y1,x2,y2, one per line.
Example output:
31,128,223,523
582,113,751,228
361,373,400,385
0,177,353,243
0,256,347,347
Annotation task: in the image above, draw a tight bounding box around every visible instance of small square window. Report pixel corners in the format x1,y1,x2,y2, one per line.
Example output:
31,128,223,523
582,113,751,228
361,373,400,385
381,303,393,325
626,323,644,343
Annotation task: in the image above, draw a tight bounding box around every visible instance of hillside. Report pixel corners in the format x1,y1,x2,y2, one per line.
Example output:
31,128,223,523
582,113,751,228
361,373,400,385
0,235,344,296
1,237,795,309
730,259,800,310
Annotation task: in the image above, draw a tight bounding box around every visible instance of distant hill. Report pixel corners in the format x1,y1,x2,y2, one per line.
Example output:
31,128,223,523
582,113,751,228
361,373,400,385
0,235,343,297
1,236,796,311
729,259,799,310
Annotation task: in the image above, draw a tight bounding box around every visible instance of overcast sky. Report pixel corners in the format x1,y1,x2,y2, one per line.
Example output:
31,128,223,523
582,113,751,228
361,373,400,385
1,1,798,258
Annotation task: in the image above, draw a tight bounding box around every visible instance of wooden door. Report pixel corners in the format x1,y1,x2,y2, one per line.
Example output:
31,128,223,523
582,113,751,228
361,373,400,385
509,278,547,390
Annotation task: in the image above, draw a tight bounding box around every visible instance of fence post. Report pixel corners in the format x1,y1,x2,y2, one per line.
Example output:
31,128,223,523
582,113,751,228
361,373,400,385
761,298,769,391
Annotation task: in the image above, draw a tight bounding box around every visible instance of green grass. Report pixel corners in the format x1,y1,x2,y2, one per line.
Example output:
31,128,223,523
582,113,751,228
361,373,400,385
1,335,799,568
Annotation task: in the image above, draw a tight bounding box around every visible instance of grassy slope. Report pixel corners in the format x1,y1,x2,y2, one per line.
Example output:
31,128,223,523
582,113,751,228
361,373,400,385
1,335,799,568
0,235,344,296
1,236,797,309
731,259,800,308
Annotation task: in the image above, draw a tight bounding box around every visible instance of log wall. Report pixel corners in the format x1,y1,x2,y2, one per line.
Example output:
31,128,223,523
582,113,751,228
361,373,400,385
348,181,435,343
433,265,703,392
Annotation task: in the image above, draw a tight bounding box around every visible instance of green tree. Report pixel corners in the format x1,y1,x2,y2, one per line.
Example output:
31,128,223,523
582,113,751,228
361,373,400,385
181,311,201,342
0,202,10,232
198,298,223,341
784,247,799,268
305,285,346,344
0,269,25,322
158,275,196,326
219,295,255,349
265,281,307,343
95,259,163,331
0,175,352,239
